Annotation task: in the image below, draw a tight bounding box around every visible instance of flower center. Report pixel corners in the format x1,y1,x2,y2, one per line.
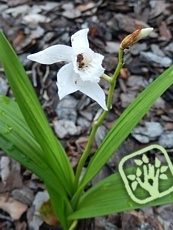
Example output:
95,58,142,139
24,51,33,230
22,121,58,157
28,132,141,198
76,53,91,70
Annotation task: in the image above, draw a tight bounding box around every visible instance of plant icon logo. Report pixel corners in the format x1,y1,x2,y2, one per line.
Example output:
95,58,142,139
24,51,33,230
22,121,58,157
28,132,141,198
119,145,173,204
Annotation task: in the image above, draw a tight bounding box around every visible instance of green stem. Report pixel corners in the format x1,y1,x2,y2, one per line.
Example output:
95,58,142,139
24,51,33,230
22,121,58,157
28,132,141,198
107,49,124,108
74,49,124,188
111,49,124,82
69,220,78,230
102,73,112,82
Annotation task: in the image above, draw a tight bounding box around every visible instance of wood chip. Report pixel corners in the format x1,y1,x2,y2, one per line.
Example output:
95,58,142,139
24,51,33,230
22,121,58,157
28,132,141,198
0,195,27,220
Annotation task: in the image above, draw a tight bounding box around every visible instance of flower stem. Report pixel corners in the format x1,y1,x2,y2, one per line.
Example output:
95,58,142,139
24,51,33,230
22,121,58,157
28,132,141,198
74,49,124,188
102,73,112,82
107,49,124,108
69,220,78,230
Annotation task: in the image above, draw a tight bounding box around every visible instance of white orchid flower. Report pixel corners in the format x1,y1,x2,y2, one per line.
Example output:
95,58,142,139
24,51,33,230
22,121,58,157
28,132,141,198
27,29,107,110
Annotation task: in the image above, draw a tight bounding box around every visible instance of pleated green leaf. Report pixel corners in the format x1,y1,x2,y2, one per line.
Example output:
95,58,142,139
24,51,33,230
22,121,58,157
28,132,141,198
69,168,173,219
0,95,49,174
0,95,73,228
0,30,74,196
78,65,173,192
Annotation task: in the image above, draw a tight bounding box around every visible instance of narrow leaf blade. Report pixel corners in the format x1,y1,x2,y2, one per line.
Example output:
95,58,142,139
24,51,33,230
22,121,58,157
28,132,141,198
69,168,173,219
0,95,73,226
0,31,74,194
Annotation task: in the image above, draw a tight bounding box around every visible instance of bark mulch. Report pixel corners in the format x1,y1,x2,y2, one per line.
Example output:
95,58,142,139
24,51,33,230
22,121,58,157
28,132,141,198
0,0,173,229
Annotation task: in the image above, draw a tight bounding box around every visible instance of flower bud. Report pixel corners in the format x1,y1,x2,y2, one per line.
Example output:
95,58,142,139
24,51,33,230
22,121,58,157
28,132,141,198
120,28,153,50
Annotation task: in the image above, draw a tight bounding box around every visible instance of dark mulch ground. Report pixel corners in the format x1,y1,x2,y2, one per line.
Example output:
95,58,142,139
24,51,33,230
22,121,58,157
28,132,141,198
0,0,173,229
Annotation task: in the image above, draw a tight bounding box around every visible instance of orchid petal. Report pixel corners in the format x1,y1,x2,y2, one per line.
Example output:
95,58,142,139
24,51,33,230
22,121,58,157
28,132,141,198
57,63,78,99
77,81,108,110
136,28,153,42
71,29,89,54
78,52,105,83
27,45,73,64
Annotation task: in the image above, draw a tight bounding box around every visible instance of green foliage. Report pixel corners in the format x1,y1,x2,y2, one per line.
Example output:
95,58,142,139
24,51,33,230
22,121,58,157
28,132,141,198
76,65,173,193
69,168,173,220
0,95,74,229
0,31,74,196
0,30,74,229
